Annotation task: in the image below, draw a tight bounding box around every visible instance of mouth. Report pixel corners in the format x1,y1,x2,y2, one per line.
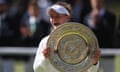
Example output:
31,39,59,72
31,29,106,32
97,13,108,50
54,23,60,26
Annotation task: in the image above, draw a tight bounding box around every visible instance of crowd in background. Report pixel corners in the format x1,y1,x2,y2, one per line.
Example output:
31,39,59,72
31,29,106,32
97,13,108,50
0,0,119,48
0,0,119,72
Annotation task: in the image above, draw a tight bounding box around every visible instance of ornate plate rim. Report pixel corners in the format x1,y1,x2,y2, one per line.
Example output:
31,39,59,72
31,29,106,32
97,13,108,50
47,22,99,72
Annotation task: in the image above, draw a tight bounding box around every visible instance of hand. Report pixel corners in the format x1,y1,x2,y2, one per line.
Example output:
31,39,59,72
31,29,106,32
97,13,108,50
20,26,28,37
27,28,34,37
42,47,51,58
92,10,100,25
92,49,101,65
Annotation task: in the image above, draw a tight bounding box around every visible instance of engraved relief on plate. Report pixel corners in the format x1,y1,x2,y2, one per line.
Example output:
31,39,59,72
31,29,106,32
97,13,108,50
47,22,99,72
57,34,88,64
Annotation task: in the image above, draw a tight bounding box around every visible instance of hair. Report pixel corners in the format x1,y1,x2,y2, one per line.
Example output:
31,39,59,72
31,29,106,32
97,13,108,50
27,0,40,9
54,1,72,16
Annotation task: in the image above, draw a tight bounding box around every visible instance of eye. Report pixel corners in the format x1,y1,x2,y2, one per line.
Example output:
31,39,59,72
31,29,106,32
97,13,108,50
50,16,60,18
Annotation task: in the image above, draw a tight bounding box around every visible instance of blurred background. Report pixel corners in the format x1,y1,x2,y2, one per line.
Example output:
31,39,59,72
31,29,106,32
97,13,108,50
0,0,120,72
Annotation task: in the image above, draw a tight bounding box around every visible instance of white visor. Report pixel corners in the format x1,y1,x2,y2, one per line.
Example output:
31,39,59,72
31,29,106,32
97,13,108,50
47,5,70,16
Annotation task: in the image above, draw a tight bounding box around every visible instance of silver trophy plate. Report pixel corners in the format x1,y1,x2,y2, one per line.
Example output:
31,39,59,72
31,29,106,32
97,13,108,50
47,22,99,72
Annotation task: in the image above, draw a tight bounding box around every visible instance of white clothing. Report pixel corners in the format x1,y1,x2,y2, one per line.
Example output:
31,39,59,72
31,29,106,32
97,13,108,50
33,35,99,72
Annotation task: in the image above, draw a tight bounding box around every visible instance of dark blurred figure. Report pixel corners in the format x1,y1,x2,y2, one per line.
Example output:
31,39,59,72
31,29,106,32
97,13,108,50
37,0,52,22
19,2,51,47
84,0,116,48
116,17,120,48
0,0,20,46
67,0,90,24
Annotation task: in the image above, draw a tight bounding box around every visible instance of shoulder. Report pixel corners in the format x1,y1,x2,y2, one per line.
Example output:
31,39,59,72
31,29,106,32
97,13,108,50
38,35,50,48
40,35,50,44
105,10,116,18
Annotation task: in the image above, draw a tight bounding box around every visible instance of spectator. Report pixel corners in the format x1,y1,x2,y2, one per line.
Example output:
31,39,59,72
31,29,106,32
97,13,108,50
83,0,116,48
37,0,53,22
19,2,51,47
0,0,20,46
70,0,90,23
116,17,120,48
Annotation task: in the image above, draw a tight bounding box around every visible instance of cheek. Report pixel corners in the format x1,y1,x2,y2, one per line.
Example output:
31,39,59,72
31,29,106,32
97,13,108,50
61,17,69,23
50,18,61,24
50,18,53,23
60,19,66,24
50,19,54,26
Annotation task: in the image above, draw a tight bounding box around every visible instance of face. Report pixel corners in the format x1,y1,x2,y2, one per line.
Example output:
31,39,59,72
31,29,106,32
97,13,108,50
28,5,40,17
91,0,104,9
49,9,70,29
0,4,8,14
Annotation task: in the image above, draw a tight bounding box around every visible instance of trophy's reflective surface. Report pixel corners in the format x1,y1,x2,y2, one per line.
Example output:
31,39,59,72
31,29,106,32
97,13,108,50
47,22,99,72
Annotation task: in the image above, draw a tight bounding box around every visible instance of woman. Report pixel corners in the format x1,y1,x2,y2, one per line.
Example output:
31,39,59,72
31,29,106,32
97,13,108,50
33,2,101,72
